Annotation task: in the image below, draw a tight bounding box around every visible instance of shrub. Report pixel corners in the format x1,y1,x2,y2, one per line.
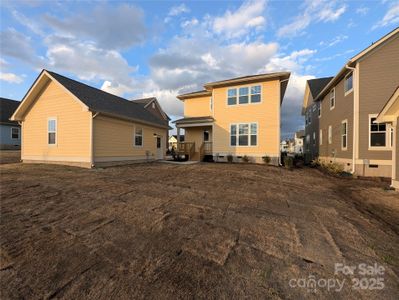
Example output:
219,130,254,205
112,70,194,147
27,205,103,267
262,155,271,164
284,156,294,169
227,154,234,163
242,155,250,163
314,158,345,175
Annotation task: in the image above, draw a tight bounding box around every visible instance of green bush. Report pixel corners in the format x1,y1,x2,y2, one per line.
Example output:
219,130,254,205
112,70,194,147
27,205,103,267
262,155,271,164
242,155,250,163
227,154,234,163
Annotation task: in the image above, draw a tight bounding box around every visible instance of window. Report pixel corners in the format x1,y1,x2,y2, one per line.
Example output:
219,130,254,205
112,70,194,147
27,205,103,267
313,132,316,146
152,102,155,109
305,112,308,126
341,120,347,150
227,85,261,105
227,88,237,105
330,88,335,110
230,123,257,146
48,118,56,145
312,104,316,112
134,127,143,146
11,127,20,139
306,134,310,145
344,72,353,94
230,124,237,145
204,130,209,142
319,129,323,145
239,87,249,104
369,116,386,148
250,123,257,146
210,97,213,111
250,85,261,103
318,103,321,118
328,125,332,144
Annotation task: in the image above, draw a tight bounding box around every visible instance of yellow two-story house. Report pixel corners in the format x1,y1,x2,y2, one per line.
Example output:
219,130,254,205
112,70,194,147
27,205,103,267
174,72,290,164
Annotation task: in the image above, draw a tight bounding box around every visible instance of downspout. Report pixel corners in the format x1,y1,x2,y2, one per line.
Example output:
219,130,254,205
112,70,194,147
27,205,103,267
91,112,100,168
345,64,357,174
279,78,289,166
18,121,23,162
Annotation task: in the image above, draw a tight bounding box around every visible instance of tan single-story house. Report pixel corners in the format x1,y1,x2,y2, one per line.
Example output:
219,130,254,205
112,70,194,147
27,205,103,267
11,70,169,168
376,86,399,190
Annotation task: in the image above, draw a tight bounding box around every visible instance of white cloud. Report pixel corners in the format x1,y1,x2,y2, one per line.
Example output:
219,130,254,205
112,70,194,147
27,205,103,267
356,7,369,16
44,36,138,94
181,18,199,28
319,34,348,47
100,81,134,96
168,4,190,16
277,0,346,37
373,2,399,29
213,0,267,38
0,28,43,65
0,72,24,84
12,10,44,35
44,4,147,50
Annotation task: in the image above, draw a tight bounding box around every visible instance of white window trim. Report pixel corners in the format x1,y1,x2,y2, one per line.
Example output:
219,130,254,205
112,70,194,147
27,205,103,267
341,119,348,151
226,84,262,106
344,72,354,96
134,126,144,147
328,125,332,144
319,129,323,146
318,102,321,118
368,114,389,150
229,122,258,147
10,127,20,140
47,117,57,146
330,88,335,110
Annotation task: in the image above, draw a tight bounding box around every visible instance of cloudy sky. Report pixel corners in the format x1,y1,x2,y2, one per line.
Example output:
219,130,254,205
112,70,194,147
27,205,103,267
1,0,398,138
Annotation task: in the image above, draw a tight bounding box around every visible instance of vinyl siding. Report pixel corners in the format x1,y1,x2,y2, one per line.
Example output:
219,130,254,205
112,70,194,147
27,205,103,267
185,126,212,152
0,124,21,149
183,96,212,117
396,117,399,181
212,80,280,157
304,90,319,160
358,34,399,160
93,115,167,160
319,77,354,160
22,80,91,161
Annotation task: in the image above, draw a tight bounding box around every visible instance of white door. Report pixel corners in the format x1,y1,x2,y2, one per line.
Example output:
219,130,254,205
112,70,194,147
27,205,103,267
156,136,163,159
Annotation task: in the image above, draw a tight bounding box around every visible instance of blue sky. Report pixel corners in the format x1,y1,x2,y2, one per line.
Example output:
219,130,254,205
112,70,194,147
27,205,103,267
1,0,398,138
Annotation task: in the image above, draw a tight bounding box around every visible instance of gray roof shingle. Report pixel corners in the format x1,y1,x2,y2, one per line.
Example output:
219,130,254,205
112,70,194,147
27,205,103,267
0,98,20,125
47,71,167,128
307,77,333,99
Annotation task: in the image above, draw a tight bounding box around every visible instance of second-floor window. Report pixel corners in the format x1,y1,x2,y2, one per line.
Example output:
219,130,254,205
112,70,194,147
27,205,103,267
330,88,335,110
227,85,261,105
230,123,257,146
319,129,323,145
328,125,332,144
345,72,353,94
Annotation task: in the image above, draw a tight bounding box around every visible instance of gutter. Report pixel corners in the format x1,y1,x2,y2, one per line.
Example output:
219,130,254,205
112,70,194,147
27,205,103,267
345,64,357,174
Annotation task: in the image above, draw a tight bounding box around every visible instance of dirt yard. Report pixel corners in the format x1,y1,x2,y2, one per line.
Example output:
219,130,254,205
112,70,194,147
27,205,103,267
1,162,398,299
0,151,20,165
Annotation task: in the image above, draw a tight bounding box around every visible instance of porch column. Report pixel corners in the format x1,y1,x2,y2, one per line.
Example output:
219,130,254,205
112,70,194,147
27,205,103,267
176,126,181,145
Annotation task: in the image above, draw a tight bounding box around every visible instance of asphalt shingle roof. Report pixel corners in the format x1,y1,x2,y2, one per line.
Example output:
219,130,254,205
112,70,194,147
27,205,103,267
47,71,167,128
307,77,334,99
0,98,20,125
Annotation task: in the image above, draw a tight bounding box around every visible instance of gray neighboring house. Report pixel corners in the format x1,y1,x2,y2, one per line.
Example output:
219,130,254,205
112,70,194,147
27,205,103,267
302,77,333,162
302,27,399,177
0,98,21,150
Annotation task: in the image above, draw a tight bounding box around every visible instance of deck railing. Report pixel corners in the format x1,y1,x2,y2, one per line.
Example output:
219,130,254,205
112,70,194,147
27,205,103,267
203,141,212,154
177,142,195,157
